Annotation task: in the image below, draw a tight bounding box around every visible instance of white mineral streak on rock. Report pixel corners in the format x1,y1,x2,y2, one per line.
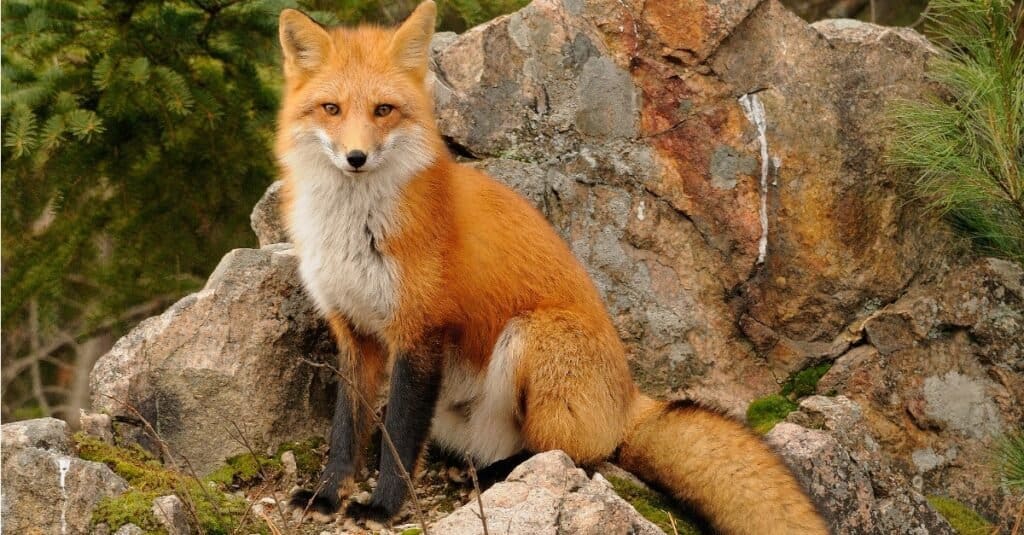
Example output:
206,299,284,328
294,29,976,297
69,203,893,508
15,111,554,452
739,92,770,264
58,456,71,535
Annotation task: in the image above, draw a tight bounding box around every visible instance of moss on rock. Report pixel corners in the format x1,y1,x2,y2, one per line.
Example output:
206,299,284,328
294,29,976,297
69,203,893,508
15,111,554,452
781,362,832,398
606,475,705,534
747,395,799,434
74,433,268,534
926,496,993,535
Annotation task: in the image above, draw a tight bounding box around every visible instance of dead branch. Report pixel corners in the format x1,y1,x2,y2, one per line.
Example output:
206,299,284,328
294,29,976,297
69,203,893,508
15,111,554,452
466,457,490,535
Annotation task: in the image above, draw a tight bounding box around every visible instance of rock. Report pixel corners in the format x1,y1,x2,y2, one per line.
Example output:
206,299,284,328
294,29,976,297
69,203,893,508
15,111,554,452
766,422,954,535
1,418,128,535
90,245,338,474
2,417,72,454
280,450,297,478
428,0,949,409
250,180,288,247
819,258,1023,520
152,494,190,535
432,450,663,534
79,411,115,444
114,524,144,535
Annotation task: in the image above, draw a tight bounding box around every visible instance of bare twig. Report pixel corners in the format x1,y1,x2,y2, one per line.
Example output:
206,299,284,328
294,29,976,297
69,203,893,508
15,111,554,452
223,421,296,535
668,511,680,535
257,506,285,535
910,4,932,28
466,457,489,535
298,356,430,535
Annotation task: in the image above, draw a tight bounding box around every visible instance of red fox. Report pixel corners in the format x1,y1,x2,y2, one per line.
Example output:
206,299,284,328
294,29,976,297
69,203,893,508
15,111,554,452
275,2,829,533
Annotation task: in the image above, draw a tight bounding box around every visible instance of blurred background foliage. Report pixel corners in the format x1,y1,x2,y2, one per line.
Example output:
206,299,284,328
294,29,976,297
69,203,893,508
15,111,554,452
0,0,527,424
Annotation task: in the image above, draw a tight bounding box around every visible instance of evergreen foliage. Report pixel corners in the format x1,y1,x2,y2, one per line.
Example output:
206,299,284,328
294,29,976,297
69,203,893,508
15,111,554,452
994,430,1024,493
0,0,527,420
889,0,1024,264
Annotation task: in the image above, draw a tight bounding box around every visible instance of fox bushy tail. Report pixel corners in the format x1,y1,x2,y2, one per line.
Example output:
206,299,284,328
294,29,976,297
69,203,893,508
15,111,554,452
616,394,830,535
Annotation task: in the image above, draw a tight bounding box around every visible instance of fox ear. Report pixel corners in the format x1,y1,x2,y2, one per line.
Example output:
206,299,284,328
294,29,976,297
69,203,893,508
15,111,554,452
279,9,331,74
390,1,436,78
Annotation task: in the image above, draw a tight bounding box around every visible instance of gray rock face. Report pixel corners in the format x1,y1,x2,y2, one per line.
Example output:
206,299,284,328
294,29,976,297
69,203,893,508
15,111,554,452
433,450,663,535
426,0,948,409
767,418,954,535
152,494,191,535
114,524,144,535
90,246,338,474
250,180,288,247
1,418,128,535
783,396,956,534
819,258,1024,522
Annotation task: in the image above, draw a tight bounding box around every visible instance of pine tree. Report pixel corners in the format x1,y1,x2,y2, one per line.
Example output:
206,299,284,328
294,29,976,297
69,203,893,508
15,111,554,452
889,0,1024,264
0,0,528,421
1,0,307,419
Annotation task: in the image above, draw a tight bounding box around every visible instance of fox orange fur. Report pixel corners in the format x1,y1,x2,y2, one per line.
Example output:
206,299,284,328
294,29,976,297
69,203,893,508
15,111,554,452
274,3,829,534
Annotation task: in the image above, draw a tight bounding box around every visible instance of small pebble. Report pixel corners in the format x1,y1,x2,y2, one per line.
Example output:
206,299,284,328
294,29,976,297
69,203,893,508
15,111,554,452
281,450,298,477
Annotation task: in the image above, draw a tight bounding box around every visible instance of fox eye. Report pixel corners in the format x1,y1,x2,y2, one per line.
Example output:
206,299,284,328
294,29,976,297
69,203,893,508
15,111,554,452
374,104,394,117
322,103,340,116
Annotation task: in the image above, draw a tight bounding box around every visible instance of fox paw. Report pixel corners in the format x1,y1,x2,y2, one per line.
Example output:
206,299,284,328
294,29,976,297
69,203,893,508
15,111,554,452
345,501,393,523
288,489,340,522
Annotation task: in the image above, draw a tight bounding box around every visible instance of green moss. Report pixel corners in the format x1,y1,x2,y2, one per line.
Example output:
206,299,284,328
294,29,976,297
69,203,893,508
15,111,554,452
206,452,281,487
400,528,424,535
74,433,181,491
780,362,832,398
93,490,165,534
746,394,799,434
74,433,267,534
607,476,705,535
927,496,993,535
274,436,325,479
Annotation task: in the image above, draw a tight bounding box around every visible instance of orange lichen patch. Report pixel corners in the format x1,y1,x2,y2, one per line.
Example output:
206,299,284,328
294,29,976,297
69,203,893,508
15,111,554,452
635,66,764,275
643,0,712,60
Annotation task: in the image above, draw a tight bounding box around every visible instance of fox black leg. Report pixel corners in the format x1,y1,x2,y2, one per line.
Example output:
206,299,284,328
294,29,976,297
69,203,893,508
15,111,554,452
289,376,363,519
346,354,442,523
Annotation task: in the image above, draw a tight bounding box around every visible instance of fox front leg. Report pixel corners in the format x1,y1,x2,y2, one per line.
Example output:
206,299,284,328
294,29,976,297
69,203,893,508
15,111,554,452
290,321,386,520
346,351,442,522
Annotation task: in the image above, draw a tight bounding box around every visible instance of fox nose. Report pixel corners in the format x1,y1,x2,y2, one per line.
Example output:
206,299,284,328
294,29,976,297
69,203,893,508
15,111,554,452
346,150,367,169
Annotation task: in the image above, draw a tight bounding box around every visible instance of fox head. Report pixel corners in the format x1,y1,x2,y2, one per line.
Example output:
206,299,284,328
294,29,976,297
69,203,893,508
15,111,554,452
276,1,440,177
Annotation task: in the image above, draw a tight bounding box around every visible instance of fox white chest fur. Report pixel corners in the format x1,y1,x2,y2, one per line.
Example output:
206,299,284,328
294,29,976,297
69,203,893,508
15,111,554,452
283,151,407,335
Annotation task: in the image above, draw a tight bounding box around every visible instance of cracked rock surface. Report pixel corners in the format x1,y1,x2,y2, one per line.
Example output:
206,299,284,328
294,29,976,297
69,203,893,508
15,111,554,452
433,450,663,535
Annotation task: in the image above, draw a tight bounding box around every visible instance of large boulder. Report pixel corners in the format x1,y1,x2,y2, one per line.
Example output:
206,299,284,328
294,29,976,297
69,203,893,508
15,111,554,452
818,258,1024,523
90,245,338,474
775,397,958,534
433,450,663,535
429,0,947,408
767,421,955,535
1,418,128,534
